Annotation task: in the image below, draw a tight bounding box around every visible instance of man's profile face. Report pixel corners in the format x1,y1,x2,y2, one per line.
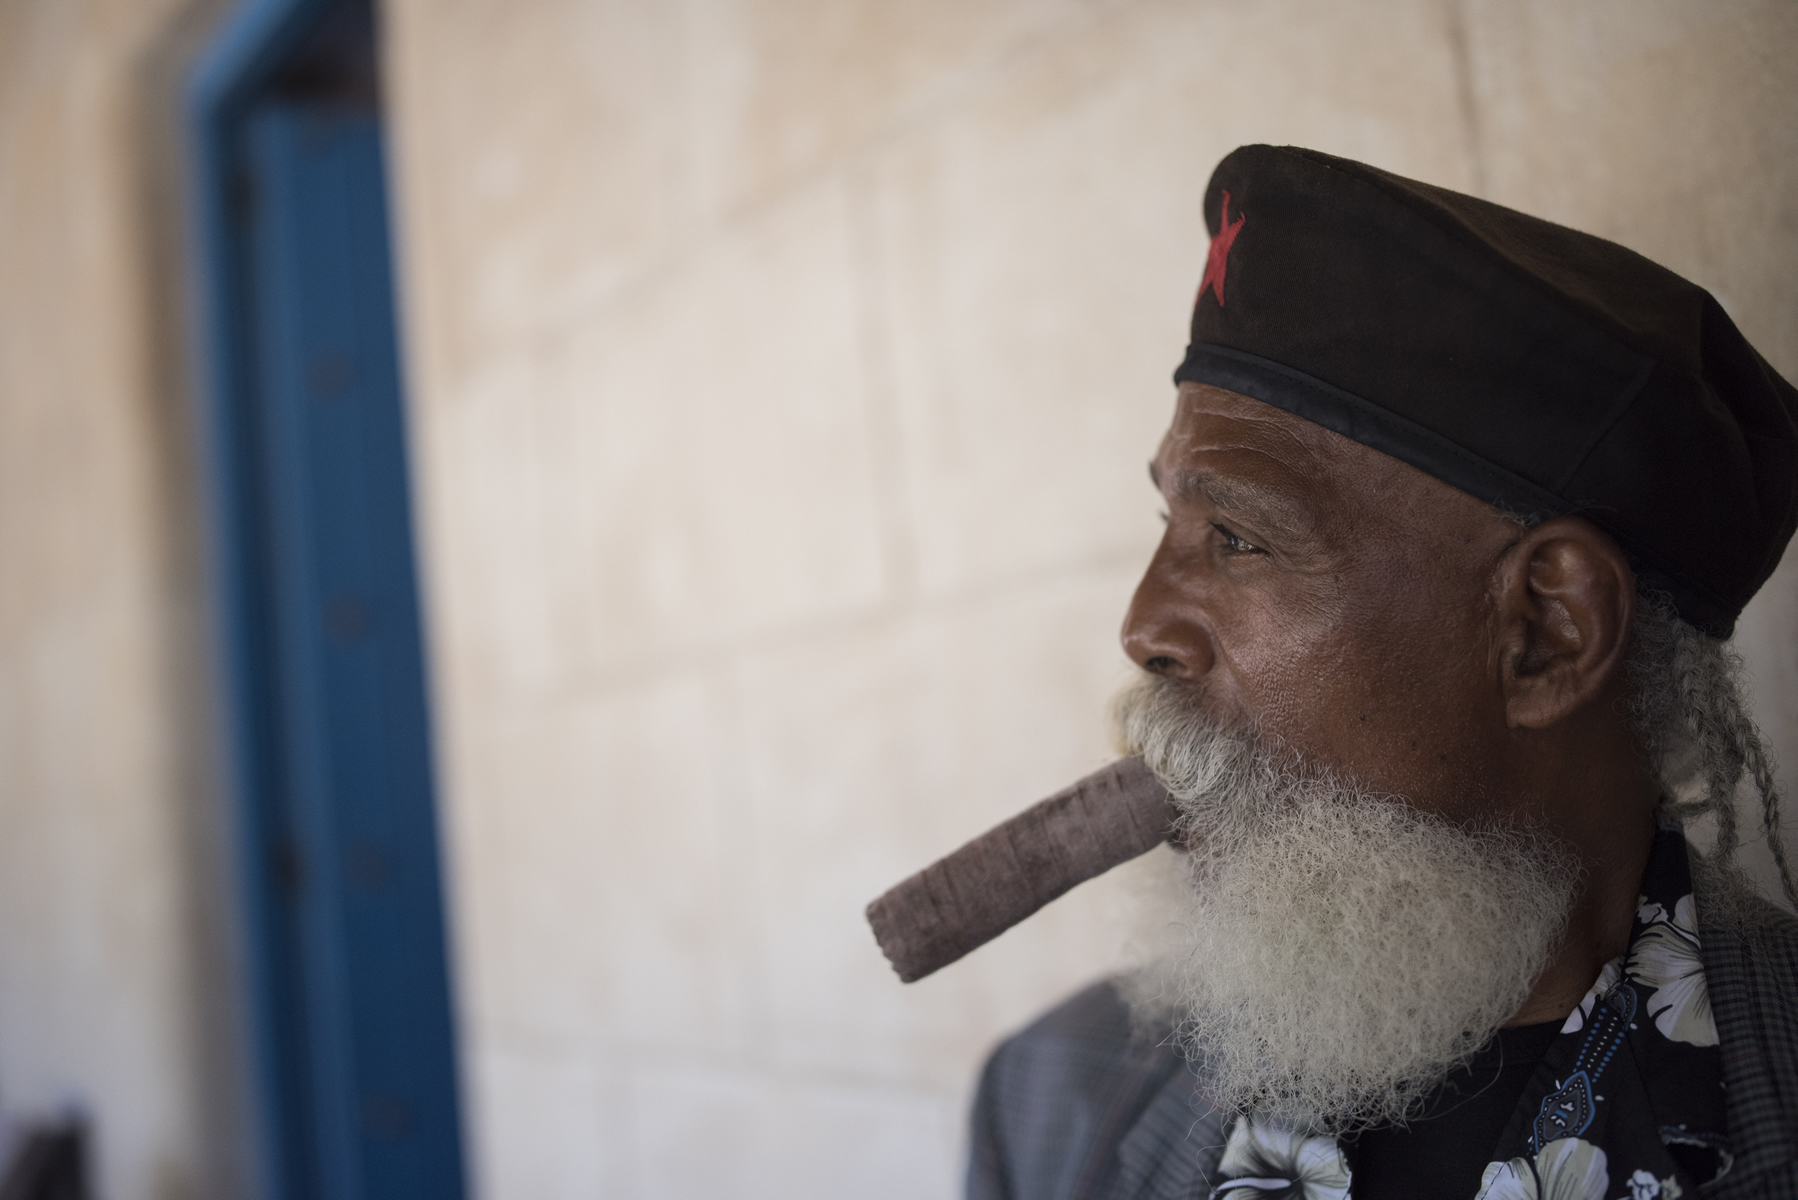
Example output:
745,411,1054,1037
1112,386,1602,1123
1122,383,1527,821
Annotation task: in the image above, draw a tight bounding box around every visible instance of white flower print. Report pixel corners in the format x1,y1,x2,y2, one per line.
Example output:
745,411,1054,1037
1213,1115,1350,1199
1477,1138,1609,1200
1629,893,1718,1046
1559,959,1622,1035
1624,1168,1685,1199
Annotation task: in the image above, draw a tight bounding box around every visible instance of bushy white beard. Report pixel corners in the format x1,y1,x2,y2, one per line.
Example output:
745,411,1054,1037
1112,674,1578,1130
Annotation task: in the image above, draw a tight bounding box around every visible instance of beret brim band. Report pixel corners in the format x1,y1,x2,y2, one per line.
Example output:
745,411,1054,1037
1174,342,1736,637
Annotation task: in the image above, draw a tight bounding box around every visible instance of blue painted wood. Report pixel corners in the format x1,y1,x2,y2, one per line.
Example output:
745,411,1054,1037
186,4,468,1198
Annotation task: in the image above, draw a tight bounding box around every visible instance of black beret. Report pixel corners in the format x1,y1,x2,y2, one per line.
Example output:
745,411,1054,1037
1174,145,1798,638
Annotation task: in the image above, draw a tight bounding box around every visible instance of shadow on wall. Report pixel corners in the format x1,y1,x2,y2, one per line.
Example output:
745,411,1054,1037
0,1119,89,1200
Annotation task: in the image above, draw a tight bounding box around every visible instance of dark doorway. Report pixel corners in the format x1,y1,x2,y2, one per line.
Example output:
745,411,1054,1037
189,3,467,1197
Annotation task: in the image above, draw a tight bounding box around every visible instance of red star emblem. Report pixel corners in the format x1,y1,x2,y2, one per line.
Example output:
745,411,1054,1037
1195,190,1246,309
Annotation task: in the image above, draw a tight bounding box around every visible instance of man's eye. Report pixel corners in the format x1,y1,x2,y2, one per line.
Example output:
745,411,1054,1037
1213,523,1262,554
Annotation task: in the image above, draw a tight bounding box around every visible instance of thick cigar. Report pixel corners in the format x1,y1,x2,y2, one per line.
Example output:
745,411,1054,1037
865,757,1177,983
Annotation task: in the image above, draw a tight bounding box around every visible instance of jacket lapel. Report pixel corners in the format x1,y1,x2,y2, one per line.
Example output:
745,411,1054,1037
1106,1054,1230,1200
1696,869,1798,1196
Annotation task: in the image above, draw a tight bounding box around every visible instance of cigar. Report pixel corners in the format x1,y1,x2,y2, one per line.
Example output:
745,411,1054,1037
864,757,1178,983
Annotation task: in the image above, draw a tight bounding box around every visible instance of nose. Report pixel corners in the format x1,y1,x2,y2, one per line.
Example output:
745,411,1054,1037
1120,544,1216,680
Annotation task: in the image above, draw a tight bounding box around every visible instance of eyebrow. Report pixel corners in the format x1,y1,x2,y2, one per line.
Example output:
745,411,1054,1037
1149,462,1314,542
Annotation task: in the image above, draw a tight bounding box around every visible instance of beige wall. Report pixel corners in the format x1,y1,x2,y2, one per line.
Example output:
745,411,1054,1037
0,1,245,1199
381,1,1798,1198
0,2,1793,1199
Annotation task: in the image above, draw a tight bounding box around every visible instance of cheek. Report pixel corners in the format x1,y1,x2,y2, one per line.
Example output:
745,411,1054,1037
1229,572,1501,801
1210,580,1351,732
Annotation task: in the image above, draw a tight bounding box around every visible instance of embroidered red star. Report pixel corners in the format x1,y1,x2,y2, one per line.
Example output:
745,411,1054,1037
1196,190,1246,309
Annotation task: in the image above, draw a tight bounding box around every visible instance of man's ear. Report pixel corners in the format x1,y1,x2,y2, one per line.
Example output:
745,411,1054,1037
1491,516,1636,730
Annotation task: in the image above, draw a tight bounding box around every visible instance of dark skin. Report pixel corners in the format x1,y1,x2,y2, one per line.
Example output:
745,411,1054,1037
1122,382,1661,1025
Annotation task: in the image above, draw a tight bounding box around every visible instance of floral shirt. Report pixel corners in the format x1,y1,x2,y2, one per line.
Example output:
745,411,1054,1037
1209,828,1731,1200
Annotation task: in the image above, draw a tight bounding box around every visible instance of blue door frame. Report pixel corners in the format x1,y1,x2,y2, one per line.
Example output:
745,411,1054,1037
188,4,467,1197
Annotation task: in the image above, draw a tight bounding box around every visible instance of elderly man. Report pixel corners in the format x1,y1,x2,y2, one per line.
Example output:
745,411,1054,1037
961,147,1798,1199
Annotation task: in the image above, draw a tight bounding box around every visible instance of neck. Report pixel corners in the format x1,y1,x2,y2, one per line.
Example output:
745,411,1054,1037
1500,723,1659,1026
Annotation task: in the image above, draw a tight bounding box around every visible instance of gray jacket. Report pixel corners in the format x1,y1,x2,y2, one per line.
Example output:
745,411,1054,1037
968,882,1798,1199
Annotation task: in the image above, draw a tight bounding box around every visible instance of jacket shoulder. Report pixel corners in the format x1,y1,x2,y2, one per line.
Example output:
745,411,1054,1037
1699,884,1798,1194
967,978,1186,1200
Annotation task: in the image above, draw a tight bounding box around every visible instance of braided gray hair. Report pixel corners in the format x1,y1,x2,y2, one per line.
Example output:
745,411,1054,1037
1625,589,1798,913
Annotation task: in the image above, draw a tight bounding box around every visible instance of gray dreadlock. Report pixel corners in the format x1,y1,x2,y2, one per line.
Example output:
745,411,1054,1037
1494,503,1794,915
1625,588,1798,915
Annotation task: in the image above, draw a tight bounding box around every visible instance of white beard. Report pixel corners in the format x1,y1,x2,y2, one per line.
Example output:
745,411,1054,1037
1112,673,1577,1129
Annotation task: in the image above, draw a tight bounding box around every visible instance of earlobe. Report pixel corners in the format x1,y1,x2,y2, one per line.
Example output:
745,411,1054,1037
1496,519,1635,730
